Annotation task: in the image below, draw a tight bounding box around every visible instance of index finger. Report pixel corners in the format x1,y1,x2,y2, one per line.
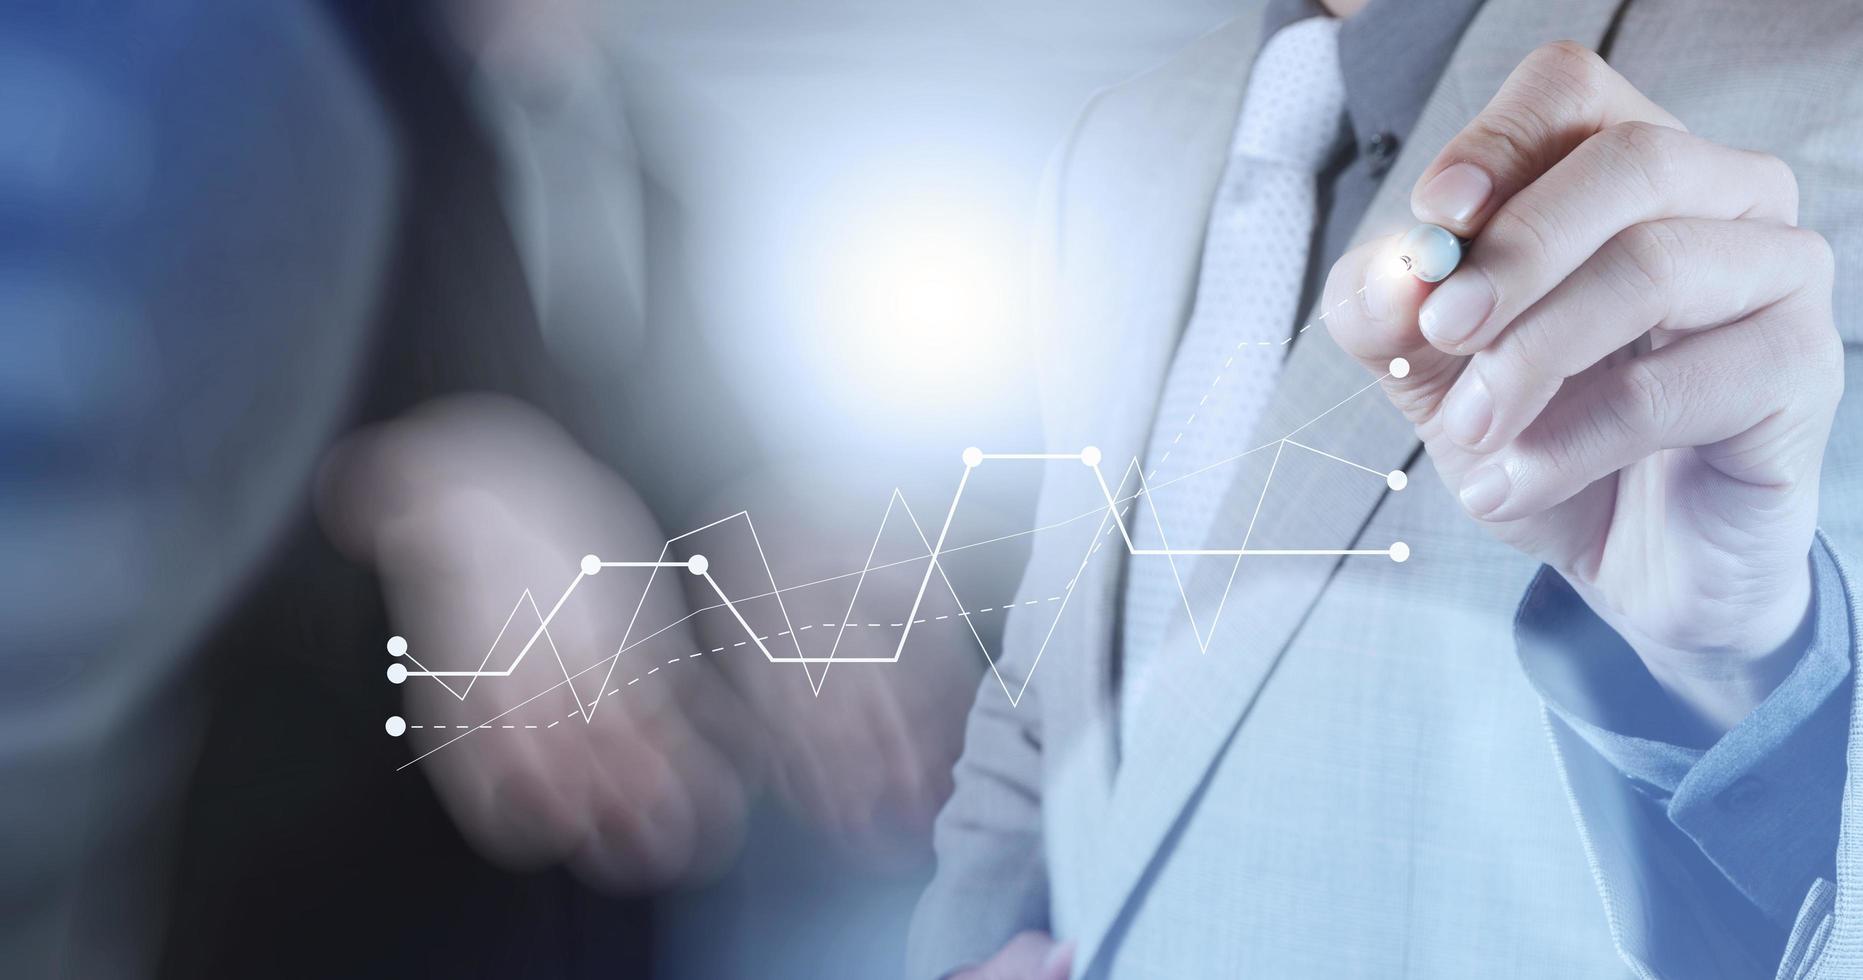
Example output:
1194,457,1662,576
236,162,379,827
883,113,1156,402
1410,41,1683,235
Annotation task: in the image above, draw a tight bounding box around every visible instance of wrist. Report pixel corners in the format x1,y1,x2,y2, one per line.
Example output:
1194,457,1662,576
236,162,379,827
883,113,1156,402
1623,554,1817,742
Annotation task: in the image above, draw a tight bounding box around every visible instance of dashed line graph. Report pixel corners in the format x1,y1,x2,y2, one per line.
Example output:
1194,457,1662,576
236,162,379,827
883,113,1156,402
382,270,1411,770
387,363,1412,771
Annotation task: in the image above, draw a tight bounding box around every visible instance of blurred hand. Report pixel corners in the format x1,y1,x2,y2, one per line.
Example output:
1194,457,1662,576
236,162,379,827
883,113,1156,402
951,932,1073,980
318,394,760,890
1325,43,1841,737
681,465,981,865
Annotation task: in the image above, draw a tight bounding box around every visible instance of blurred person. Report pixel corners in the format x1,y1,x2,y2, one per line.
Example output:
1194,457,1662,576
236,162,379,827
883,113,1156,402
0,1,394,974
911,1,1863,978
0,1,989,976
317,0,983,910
157,3,672,974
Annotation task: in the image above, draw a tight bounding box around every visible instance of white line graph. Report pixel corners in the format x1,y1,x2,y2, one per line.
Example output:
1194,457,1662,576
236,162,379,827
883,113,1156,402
389,377,1412,771
381,264,1413,768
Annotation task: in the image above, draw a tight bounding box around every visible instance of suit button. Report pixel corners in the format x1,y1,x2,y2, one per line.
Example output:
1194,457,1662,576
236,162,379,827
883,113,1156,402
1366,131,1400,176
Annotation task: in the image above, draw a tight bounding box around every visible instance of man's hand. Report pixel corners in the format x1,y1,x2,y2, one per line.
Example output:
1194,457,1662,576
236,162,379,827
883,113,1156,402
951,932,1073,980
1324,42,1842,739
678,464,980,867
318,395,760,889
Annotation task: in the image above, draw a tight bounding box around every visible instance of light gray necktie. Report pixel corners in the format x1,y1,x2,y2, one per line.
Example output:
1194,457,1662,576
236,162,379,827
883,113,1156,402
1120,17,1346,749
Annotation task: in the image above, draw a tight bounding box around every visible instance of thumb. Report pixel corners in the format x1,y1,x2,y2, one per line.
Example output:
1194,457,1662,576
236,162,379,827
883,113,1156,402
1321,234,1462,426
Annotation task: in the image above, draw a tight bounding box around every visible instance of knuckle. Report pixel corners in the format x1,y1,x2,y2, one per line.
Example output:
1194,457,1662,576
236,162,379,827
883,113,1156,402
1613,360,1671,444
1485,195,1564,272
1809,332,1845,408
1593,121,1685,200
1536,392,1606,484
1794,315,1844,407
1466,111,1556,173
1770,227,1841,401
1472,44,1615,178
1761,152,1801,222
1607,221,1682,301
1525,40,1611,96
1794,225,1837,289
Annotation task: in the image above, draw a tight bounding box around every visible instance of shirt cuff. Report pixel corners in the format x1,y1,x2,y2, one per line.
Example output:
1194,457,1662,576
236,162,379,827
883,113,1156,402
1514,533,1854,926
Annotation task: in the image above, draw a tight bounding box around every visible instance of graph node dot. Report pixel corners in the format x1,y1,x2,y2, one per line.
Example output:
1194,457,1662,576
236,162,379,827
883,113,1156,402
580,554,602,576
385,716,407,737
687,554,709,576
1389,357,1411,379
386,635,407,657
1387,470,1408,492
1080,446,1102,467
387,663,408,684
962,447,984,468
1389,541,1411,563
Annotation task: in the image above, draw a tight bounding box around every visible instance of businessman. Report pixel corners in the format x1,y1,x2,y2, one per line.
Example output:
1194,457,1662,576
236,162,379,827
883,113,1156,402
910,0,1863,977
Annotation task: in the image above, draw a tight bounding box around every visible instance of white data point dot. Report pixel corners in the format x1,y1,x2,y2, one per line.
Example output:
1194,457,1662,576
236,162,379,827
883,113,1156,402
580,554,602,576
1389,357,1411,379
386,635,407,657
962,447,984,468
687,554,709,576
1389,541,1411,563
387,663,408,684
1080,446,1102,467
1386,470,1408,492
385,716,407,737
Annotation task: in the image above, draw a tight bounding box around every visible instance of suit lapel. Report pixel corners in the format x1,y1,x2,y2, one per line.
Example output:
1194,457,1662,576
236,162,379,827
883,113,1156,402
1072,0,1630,971
1026,14,1269,835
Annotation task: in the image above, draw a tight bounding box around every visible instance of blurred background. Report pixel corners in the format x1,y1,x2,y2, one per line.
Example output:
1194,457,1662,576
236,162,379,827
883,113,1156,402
4,1,1242,977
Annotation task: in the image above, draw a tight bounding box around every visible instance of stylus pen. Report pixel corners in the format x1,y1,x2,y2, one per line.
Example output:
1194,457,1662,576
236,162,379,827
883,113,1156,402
1397,223,1470,283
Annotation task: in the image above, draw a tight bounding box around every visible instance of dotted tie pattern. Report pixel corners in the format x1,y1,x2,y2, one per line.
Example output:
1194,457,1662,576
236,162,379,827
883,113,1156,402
1120,16,1348,749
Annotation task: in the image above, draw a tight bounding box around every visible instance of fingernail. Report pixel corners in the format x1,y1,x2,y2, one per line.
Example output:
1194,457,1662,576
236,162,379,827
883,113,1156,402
1441,368,1493,447
1418,269,1495,348
1415,162,1493,227
1458,464,1510,518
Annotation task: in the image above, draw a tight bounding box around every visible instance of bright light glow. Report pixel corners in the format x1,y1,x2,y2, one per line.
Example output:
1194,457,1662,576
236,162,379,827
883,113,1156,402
810,188,1024,413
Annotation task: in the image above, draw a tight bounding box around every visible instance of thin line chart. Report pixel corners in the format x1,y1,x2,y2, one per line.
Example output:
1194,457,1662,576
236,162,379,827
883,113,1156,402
383,350,1415,771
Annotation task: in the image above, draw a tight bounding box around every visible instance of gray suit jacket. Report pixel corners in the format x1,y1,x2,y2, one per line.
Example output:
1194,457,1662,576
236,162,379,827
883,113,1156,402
909,1,1863,977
